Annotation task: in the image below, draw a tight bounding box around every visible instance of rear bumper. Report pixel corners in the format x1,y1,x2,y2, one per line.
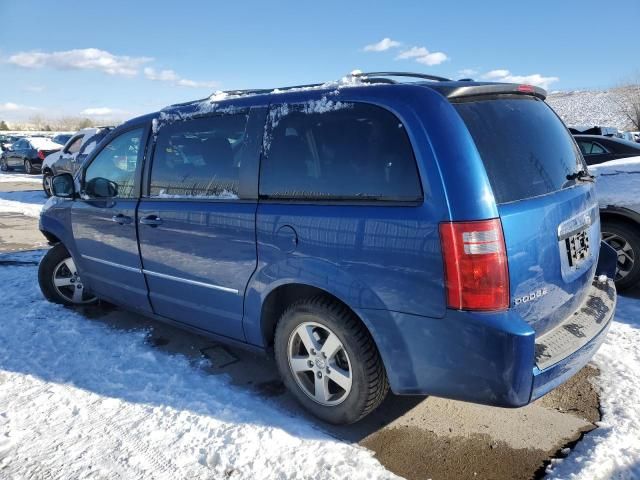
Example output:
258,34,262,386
531,277,615,400
358,276,615,407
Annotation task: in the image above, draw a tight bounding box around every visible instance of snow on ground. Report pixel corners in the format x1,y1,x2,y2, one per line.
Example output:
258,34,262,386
546,294,640,479
0,172,42,184
0,190,47,218
590,156,640,208
546,86,635,131
0,250,396,480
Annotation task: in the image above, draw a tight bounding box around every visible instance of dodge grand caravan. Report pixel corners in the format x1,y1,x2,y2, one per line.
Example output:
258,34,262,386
38,72,617,424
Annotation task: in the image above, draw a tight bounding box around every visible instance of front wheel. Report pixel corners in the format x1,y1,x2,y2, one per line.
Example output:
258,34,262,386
274,296,388,424
602,219,640,290
38,244,98,305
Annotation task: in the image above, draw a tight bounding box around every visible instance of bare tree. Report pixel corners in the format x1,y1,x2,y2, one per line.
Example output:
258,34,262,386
617,76,640,131
27,114,46,131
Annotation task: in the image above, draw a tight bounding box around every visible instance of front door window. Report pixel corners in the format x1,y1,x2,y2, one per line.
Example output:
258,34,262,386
83,129,143,198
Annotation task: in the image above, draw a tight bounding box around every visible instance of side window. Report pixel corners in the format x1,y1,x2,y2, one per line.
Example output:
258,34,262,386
149,113,249,199
14,139,26,150
578,141,594,155
65,136,83,154
84,128,143,198
260,102,422,201
591,143,607,154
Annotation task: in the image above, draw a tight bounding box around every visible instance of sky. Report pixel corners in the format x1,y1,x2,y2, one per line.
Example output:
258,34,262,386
1,0,638,124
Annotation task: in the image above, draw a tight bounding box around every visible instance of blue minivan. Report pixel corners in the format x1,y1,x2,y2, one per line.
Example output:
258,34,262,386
38,72,617,424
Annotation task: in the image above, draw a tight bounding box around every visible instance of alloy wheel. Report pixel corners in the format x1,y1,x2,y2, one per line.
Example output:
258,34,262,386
24,160,32,174
52,257,97,304
602,231,635,281
287,321,353,406
43,173,53,196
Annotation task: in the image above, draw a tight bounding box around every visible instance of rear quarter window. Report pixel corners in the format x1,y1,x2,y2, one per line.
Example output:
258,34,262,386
260,101,422,202
454,97,585,204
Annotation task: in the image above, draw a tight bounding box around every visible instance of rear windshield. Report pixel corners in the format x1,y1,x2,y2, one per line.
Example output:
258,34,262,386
454,96,585,204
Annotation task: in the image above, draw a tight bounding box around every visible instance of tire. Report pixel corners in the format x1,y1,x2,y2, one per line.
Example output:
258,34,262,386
42,170,53,197
38,244,98,306
274,296,388,424
24,159,33,174
0,157,11,172
601,219,640,290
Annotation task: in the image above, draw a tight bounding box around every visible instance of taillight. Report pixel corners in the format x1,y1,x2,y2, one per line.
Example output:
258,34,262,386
439,219,509,311
37,150,45,160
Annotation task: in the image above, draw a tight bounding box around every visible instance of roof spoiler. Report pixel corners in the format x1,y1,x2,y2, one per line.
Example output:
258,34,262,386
444,83,547,100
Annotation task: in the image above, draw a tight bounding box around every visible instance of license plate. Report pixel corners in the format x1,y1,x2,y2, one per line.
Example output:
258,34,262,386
566,230,590,267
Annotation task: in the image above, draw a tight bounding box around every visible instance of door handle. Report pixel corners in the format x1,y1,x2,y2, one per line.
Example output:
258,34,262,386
140,215,163,227
111,214,133,225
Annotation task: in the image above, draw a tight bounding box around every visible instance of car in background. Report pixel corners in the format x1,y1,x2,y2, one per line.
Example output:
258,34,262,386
52,133,73,147
0,136,64,174
42,127,114,196
620,131,640,143
569,126,620,137
591,156,640,289
0,134,20,152
574,134,640,165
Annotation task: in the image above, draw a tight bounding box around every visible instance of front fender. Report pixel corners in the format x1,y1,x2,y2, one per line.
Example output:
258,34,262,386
39,198,79,258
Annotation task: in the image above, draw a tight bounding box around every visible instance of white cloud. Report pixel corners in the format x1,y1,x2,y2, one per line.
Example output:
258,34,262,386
483,69,511,79
481,69,559,89
143,67,218,89
0,102,37,112
80,107,116,116
396,46,448,66
363,38,402,52
8,48,152,77
457,68,478,77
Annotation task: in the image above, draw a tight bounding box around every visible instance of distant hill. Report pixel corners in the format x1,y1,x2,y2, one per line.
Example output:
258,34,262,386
546,85,638,131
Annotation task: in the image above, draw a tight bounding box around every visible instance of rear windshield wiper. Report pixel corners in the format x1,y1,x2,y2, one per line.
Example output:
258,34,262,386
566,170,595,183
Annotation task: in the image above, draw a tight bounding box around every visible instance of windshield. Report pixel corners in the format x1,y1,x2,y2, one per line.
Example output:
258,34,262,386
454,96,585,204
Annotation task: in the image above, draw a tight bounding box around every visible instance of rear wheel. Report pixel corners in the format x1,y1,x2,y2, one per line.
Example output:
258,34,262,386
38,244,98,305
24,159,34,174
601,219,640,290
274,296,388,424
42,170,53,196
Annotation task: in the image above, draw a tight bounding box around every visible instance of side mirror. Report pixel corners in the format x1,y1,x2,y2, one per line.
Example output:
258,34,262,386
85,177,119,198
51,173,76,198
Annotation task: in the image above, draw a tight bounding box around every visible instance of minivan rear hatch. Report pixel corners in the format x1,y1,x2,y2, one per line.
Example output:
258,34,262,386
453,92,599,335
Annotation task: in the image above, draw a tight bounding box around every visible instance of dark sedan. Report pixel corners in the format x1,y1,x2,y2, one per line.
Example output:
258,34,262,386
574,134,640,165
0,136,64,174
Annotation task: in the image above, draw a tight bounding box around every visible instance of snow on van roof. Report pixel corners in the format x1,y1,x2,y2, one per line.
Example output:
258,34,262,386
153,74,365,138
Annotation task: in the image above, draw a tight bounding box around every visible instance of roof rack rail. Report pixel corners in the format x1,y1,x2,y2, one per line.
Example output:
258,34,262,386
352,71,451,82
219,82,327,98
168,72,452,110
